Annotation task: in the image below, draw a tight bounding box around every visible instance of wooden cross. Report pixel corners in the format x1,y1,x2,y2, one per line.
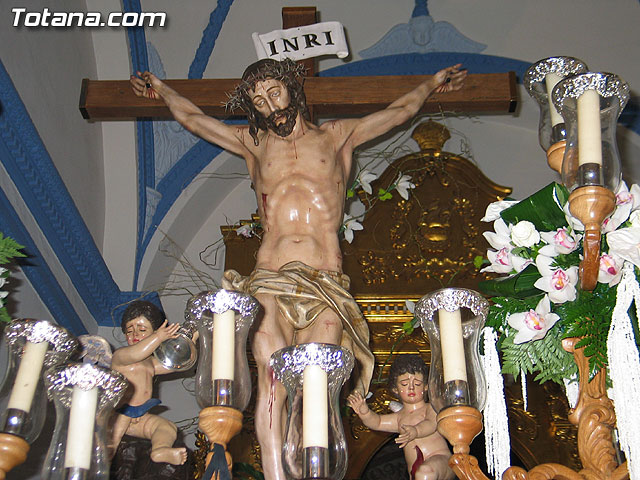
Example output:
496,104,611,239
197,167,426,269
79,7,517,120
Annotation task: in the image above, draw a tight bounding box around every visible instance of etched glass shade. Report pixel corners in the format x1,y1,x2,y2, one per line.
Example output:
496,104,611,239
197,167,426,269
271,343,354,480
553,72,629,193
0,319,77,443
185,289,259,411
523,56,588,151
41,363,128,480
415,288,488,413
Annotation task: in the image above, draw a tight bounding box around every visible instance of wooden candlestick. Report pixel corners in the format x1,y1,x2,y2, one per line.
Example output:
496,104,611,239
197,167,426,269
436,405,483,455
0,432,29,480
546,140,565,173
198,405,243,473
568,185,615,291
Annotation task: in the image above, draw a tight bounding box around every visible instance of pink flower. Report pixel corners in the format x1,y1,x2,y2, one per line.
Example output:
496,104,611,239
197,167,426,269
539,228,580,256
507,295,560,344
598,254,623,286
534,255,578,304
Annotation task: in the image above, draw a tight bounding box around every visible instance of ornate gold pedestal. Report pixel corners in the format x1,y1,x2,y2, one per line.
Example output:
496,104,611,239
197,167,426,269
0,433,29,480
198,406,243,473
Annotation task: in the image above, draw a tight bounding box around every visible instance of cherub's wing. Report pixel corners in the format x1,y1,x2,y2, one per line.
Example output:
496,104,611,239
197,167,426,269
77,335,113,368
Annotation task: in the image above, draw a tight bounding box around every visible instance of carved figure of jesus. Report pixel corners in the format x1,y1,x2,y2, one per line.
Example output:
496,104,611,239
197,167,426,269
130,59,465,480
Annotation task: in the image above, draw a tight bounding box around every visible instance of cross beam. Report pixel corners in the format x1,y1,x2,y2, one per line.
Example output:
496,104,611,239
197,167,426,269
79,6,517,121
79,72,516,120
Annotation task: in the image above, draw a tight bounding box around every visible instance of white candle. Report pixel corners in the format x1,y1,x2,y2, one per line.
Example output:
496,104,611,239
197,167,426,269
302,365,328,448
577,89,602,166
212,310,235,380
7,340,48,412
545,73,563,127
64,386,98,470
438,308,467,383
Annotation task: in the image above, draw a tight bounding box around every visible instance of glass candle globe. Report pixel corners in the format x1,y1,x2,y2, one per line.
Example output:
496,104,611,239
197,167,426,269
41,363,128,480
0,319,77,443
523,56,589,152
553,72,629,193
185,289,259,411
415,288,489,413
270,343,354,480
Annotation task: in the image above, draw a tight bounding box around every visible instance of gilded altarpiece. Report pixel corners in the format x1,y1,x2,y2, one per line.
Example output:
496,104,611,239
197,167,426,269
217,121,580,480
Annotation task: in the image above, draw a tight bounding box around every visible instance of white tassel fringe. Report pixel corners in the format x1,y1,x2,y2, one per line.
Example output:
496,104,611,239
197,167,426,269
481,327,511,478
608,262,640,480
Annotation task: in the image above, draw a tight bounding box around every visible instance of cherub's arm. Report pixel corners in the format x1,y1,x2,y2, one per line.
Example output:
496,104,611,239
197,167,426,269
111,321,180,367
396,417,438,448
347,392,399,433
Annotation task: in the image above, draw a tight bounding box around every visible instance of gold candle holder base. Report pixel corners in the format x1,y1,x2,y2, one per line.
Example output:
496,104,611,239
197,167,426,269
0,432,29,480
198,405,243,473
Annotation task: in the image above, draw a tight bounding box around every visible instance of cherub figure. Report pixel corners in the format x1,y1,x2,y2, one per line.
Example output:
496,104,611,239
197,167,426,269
109,300,188,465
347,355,454,480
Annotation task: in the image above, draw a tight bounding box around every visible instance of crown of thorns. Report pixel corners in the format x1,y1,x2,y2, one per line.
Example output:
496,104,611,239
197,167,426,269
224,59,307,112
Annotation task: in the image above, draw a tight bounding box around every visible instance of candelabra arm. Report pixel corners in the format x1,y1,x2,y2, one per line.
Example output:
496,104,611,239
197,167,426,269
198,406,243,473
568,186,616,291
0,433,29,480
562,338,620,479
450,453,492,480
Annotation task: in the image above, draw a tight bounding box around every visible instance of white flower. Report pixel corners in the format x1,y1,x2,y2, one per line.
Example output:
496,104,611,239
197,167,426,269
481,200,518,222
597,253,623,286
511,221,540,248
343,214,363,243
563,202,584,232
629,210,640,227
394,174,415,200
602,181,634,233
236,224,253,238
507,295,560,344
533,255,578,304
539,228,580,256
405,299,415,314
483,218,511,250
607,226,640,268
482,247,515,274
357,170,378,195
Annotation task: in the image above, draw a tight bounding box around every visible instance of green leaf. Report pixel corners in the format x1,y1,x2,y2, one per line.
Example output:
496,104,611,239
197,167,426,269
478,264,543,298
346,189,355,198
0,233,25,265
500,182,569,232
473,255,486,269
402,319,415,335
378,188,392,201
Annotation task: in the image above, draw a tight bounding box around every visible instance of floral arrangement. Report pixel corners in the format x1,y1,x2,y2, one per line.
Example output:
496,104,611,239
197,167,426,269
0,233,25,323
475,181,640,384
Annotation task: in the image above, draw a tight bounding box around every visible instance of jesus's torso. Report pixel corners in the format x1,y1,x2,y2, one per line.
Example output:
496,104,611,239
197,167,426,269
243,118,353,273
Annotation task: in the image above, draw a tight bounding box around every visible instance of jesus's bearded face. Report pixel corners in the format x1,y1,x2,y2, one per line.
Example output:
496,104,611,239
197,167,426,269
250,78,298,138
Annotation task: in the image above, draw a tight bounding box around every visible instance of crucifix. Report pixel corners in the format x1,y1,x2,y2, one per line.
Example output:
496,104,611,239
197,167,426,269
79,7,516,120
80,7,517,480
